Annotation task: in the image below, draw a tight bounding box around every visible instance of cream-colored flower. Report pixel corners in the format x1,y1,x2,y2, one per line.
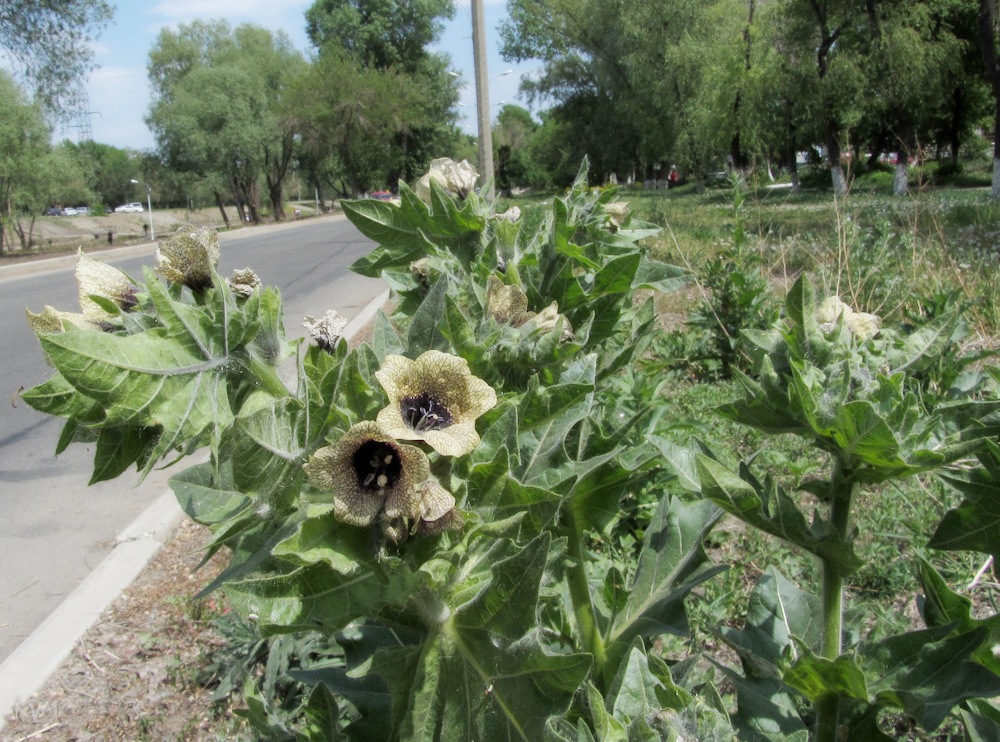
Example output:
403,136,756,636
75,250,139,321
375,350,497,457
603,202,631,232
154,226,220,290
816,295,880,340
303,310,348,352
493,206,521,223
304,421,429,527
227,268,261,298
415,158,479,202
526,301,574,341
413,480,463,536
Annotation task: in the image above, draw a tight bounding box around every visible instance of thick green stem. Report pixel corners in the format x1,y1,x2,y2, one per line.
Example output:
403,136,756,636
247,353,289,398
564,510,607,688
815,460,855,742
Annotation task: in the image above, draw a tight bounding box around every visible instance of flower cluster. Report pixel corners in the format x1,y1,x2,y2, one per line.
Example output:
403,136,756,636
305,349,496,543
155,225,220,290
415,157,479,201
816,295,881,340
26,249,139,334
486,275,574,340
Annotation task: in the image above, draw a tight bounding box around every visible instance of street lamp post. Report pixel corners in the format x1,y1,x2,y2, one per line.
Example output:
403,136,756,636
130,179,154,241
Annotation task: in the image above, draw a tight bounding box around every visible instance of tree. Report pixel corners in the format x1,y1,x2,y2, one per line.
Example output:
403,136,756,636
0,71,50,252
978,0,1000,197
286,48,430,198
493,104,540,193
306,0,453,73
64,140,137,207
147,21,305,223
0,0,113,118
305,0,460,183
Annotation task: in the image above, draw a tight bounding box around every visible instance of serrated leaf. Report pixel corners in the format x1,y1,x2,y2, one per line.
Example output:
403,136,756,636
609,497,724,662
393,535,591,741
719,567,823,679
721,670,809,741
782,645,868,704
861,625,1000,730
696,455,862,575
630,253,688,294
226,561,422,636
407,275,449,351
169,462,250,525
371,310,404,361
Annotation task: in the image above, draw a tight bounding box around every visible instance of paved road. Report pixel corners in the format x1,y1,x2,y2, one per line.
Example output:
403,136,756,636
0,215,383,662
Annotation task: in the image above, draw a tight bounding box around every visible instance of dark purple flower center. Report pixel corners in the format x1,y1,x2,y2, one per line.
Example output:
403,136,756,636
353,440,402,490
401,393,453,432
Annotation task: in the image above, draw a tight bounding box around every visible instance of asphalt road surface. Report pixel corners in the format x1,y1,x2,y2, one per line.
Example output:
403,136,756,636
0,214,383,662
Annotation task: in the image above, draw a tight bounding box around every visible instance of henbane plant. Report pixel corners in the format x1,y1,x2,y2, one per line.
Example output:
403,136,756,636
21,158,1000,740
670,277,1000,740
21,160,740,740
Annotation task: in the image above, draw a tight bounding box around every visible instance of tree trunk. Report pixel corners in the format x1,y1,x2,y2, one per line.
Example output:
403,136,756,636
213,191,231,230
893,161,909,196
978,0,1000,198
827,132,848,196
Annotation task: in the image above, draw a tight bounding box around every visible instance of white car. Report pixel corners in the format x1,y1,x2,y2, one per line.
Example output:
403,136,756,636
114,202,144,213
61,207,79,216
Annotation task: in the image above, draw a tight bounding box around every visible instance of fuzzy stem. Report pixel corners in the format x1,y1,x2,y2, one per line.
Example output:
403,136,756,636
247,353,290,398
815,459,855,742
564,510,607,688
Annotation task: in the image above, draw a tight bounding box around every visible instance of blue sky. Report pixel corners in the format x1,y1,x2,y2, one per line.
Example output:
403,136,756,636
54,0,537,150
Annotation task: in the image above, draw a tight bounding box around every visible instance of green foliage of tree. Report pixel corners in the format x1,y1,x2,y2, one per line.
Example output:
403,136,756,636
501,0,994,193
493,104,542,192
978,0,1000,196
305,0,454,73
0,71,51,251
63,140,137,208
286,48,431,198
0,0,113,118
302,0,460,187
146,20,306,224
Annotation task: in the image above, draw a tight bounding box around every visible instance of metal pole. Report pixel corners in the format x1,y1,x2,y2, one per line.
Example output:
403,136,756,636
146,188,154,241
470,0,494,198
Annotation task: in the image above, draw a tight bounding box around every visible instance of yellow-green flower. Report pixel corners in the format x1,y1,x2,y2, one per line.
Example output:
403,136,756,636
375,350,497,457
155,225,220,290
27,251,138,336
603,202,631,232
304,421,428,527
486,275,529,324
25,305,99,334
816,295,881,340
486,275,574,340
75,249,139,321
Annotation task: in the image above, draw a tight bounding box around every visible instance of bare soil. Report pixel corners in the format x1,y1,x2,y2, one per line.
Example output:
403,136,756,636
1,520,242,741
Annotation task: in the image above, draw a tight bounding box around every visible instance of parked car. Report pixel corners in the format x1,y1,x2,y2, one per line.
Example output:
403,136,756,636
61,207,79,216
371,190,394,201
75,206,91,216
114,202,144,213
44,207,62,216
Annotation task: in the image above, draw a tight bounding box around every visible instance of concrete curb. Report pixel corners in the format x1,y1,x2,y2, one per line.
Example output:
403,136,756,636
0,284,389,729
